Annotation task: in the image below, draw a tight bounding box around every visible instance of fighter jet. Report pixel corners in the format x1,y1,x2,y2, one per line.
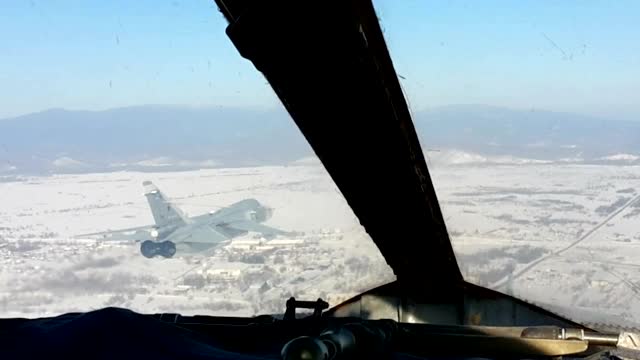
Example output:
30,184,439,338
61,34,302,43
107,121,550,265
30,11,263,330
79,181,294,258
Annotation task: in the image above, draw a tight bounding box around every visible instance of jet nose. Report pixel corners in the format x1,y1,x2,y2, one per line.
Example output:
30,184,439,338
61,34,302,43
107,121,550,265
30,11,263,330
264,207,274,220
251,206,274,222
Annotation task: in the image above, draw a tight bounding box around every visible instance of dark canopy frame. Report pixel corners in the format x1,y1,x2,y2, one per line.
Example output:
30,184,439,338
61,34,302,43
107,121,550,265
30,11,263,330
215,0,463,295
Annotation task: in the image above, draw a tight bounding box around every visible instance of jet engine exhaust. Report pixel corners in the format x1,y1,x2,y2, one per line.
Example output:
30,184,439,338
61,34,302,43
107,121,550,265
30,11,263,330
140,240,177,258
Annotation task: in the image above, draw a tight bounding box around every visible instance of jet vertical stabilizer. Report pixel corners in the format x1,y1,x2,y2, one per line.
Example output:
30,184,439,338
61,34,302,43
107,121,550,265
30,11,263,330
143,181,188,227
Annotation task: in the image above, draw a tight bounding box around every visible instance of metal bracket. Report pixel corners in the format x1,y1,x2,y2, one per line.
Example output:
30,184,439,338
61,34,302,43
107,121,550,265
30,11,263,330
283,297,329,320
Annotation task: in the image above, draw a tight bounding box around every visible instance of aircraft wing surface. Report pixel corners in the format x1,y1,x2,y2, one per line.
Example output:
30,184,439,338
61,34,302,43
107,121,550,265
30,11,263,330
75,225,154,241
167,223,231,244
225,220,296,237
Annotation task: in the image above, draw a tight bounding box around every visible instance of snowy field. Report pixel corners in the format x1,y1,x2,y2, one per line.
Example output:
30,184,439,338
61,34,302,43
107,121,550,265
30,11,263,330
0,164,394,318
430,163,640,327
3,161,640,327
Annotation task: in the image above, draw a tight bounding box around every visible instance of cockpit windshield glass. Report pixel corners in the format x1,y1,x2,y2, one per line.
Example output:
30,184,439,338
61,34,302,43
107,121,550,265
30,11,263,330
0,1,395,318
375,0,640,326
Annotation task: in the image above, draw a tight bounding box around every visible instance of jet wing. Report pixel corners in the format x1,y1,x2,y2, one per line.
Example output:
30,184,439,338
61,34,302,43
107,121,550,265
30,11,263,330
167,223,231,244
75,225,154,241
224,220,296,237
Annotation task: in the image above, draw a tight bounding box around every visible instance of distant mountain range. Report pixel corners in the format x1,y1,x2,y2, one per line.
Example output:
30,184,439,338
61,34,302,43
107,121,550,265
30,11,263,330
0,104,638,174
415,104,640,161
0,106,311,174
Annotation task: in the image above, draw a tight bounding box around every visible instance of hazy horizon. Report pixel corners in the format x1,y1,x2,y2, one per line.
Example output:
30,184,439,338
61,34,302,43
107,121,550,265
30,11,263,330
1,103,636,123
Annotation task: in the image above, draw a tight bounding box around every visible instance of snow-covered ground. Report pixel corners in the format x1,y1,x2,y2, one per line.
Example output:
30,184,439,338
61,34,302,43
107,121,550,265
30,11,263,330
3,162,640,328
430,163,640,327
0,164,394,318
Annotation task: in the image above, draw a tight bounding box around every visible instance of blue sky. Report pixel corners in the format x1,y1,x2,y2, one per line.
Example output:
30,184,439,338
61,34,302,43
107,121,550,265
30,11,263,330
0,0,638,120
